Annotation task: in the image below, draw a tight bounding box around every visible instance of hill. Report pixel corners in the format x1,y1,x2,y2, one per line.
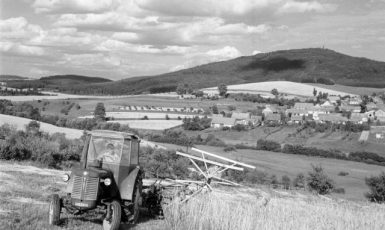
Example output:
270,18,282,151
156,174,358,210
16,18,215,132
0,75,29,81
6,74,112,92
48,48,385,95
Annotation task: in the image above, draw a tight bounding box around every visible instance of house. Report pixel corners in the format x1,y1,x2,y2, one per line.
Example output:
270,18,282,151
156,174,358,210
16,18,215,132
366,102,378,111
375,109,385,122
340,105,361,113
350,113,368,124
328,96,340,104
290,115,304,124
231,112,251,125
321,101,332,107
370,126,385,139
285,108,308,116
211,115,235,128
373,96,384,105
264,113,281,123
294,103,314,110
249,115,262,126
262,105,277,116
317,114,348,124
349,97,362,105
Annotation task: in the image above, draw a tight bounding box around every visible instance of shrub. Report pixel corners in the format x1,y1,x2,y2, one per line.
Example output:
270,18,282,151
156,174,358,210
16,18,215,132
223,146,237,152
365,172,385,203
232,124,247,132
306,165,335,195
256,139,281,152
338,171,349,176
182,116,211,131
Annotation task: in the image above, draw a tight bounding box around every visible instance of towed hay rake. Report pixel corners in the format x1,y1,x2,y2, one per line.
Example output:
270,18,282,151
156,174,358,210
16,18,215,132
141,147,256,214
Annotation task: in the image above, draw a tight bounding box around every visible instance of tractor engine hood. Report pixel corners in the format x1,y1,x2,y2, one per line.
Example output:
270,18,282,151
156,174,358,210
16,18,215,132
71,167,111,178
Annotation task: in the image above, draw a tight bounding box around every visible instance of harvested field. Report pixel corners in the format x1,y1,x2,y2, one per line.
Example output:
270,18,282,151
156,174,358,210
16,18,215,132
107,120,183,130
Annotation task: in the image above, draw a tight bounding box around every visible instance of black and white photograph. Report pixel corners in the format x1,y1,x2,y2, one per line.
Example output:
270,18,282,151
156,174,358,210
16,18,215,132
1,0,385,229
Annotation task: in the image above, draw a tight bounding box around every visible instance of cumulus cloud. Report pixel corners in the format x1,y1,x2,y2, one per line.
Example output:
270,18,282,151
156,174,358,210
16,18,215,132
170,46,242,71
0,17,42,40
252,50,263,55
277,1,337,14
0,41,45,56
32,0,117,14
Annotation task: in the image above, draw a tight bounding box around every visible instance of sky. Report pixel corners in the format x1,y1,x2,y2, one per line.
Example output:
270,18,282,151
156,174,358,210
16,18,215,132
1,0,385,80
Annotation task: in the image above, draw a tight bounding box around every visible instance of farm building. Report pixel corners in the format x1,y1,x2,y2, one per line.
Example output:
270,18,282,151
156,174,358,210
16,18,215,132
179,94,196,99
286,108,308,116
231,112,251,125
317,114,348,124
249,115,262,126
350,113,368,124
211,115,235,128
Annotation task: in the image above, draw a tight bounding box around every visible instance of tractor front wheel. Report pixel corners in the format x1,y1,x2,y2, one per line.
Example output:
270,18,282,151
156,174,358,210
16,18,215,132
48,194,61,225
103,200,122,230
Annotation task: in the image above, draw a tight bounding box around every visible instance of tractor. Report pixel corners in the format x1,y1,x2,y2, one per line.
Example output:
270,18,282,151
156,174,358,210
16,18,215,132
48,130,143,230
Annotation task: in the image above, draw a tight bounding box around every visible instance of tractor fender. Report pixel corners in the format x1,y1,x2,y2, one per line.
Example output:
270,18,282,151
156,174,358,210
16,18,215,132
119,167,140,201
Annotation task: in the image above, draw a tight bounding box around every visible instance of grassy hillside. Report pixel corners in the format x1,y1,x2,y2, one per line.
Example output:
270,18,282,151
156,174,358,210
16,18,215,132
1,161,384,230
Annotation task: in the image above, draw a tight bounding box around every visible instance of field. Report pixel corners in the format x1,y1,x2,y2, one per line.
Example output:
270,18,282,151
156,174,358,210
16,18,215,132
1,161,385,230
107,120,183,130
308,83,385,95
157,143,385,201
0,114,83,139
203,81,356,97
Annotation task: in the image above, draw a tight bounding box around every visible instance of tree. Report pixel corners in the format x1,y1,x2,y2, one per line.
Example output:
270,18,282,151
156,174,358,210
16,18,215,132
212,105,219,114
306,165,335,195
313,88,317,97
218,83,227,97
94,102,106,121
281,175,291,190
176,83,186,95
271,88,279,97
365,172,385,203
26,120,40,134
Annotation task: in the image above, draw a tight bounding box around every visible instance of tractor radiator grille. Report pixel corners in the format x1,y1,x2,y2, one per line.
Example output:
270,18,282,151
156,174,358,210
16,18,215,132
72,176,99,200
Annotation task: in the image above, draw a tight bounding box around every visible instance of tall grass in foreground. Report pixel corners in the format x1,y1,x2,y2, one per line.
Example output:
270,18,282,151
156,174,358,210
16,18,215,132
162,189,385,230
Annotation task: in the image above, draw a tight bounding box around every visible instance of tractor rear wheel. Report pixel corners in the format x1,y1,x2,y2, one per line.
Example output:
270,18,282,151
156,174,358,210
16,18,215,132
103,200,121,230
131,185,141,224
48,194,61,225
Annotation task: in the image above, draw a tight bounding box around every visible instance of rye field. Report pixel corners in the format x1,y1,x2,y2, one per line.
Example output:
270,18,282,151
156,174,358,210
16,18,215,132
1,161,384,230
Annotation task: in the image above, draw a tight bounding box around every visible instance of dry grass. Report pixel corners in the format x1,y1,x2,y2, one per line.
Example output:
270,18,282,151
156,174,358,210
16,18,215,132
163,188,385,230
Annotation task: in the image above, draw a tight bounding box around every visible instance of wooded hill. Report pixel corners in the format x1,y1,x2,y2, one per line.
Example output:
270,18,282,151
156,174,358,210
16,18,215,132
6,48,385,95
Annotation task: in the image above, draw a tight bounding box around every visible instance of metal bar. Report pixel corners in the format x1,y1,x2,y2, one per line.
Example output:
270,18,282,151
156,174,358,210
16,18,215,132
201,151,208,172
189,158,209,179
191,148,256,169
176,151,244,171
211,175,242,187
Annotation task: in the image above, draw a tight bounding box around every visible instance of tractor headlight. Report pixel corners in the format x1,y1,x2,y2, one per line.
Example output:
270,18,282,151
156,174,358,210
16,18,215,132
104,178,112,186
62,174,70,182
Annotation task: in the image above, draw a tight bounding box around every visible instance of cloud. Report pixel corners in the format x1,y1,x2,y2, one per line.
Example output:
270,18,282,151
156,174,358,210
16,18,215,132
0,17,42,40
32,0,117,14
252,50,262,55
0,41,45,56
277,1,337,14
170,46,242,71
